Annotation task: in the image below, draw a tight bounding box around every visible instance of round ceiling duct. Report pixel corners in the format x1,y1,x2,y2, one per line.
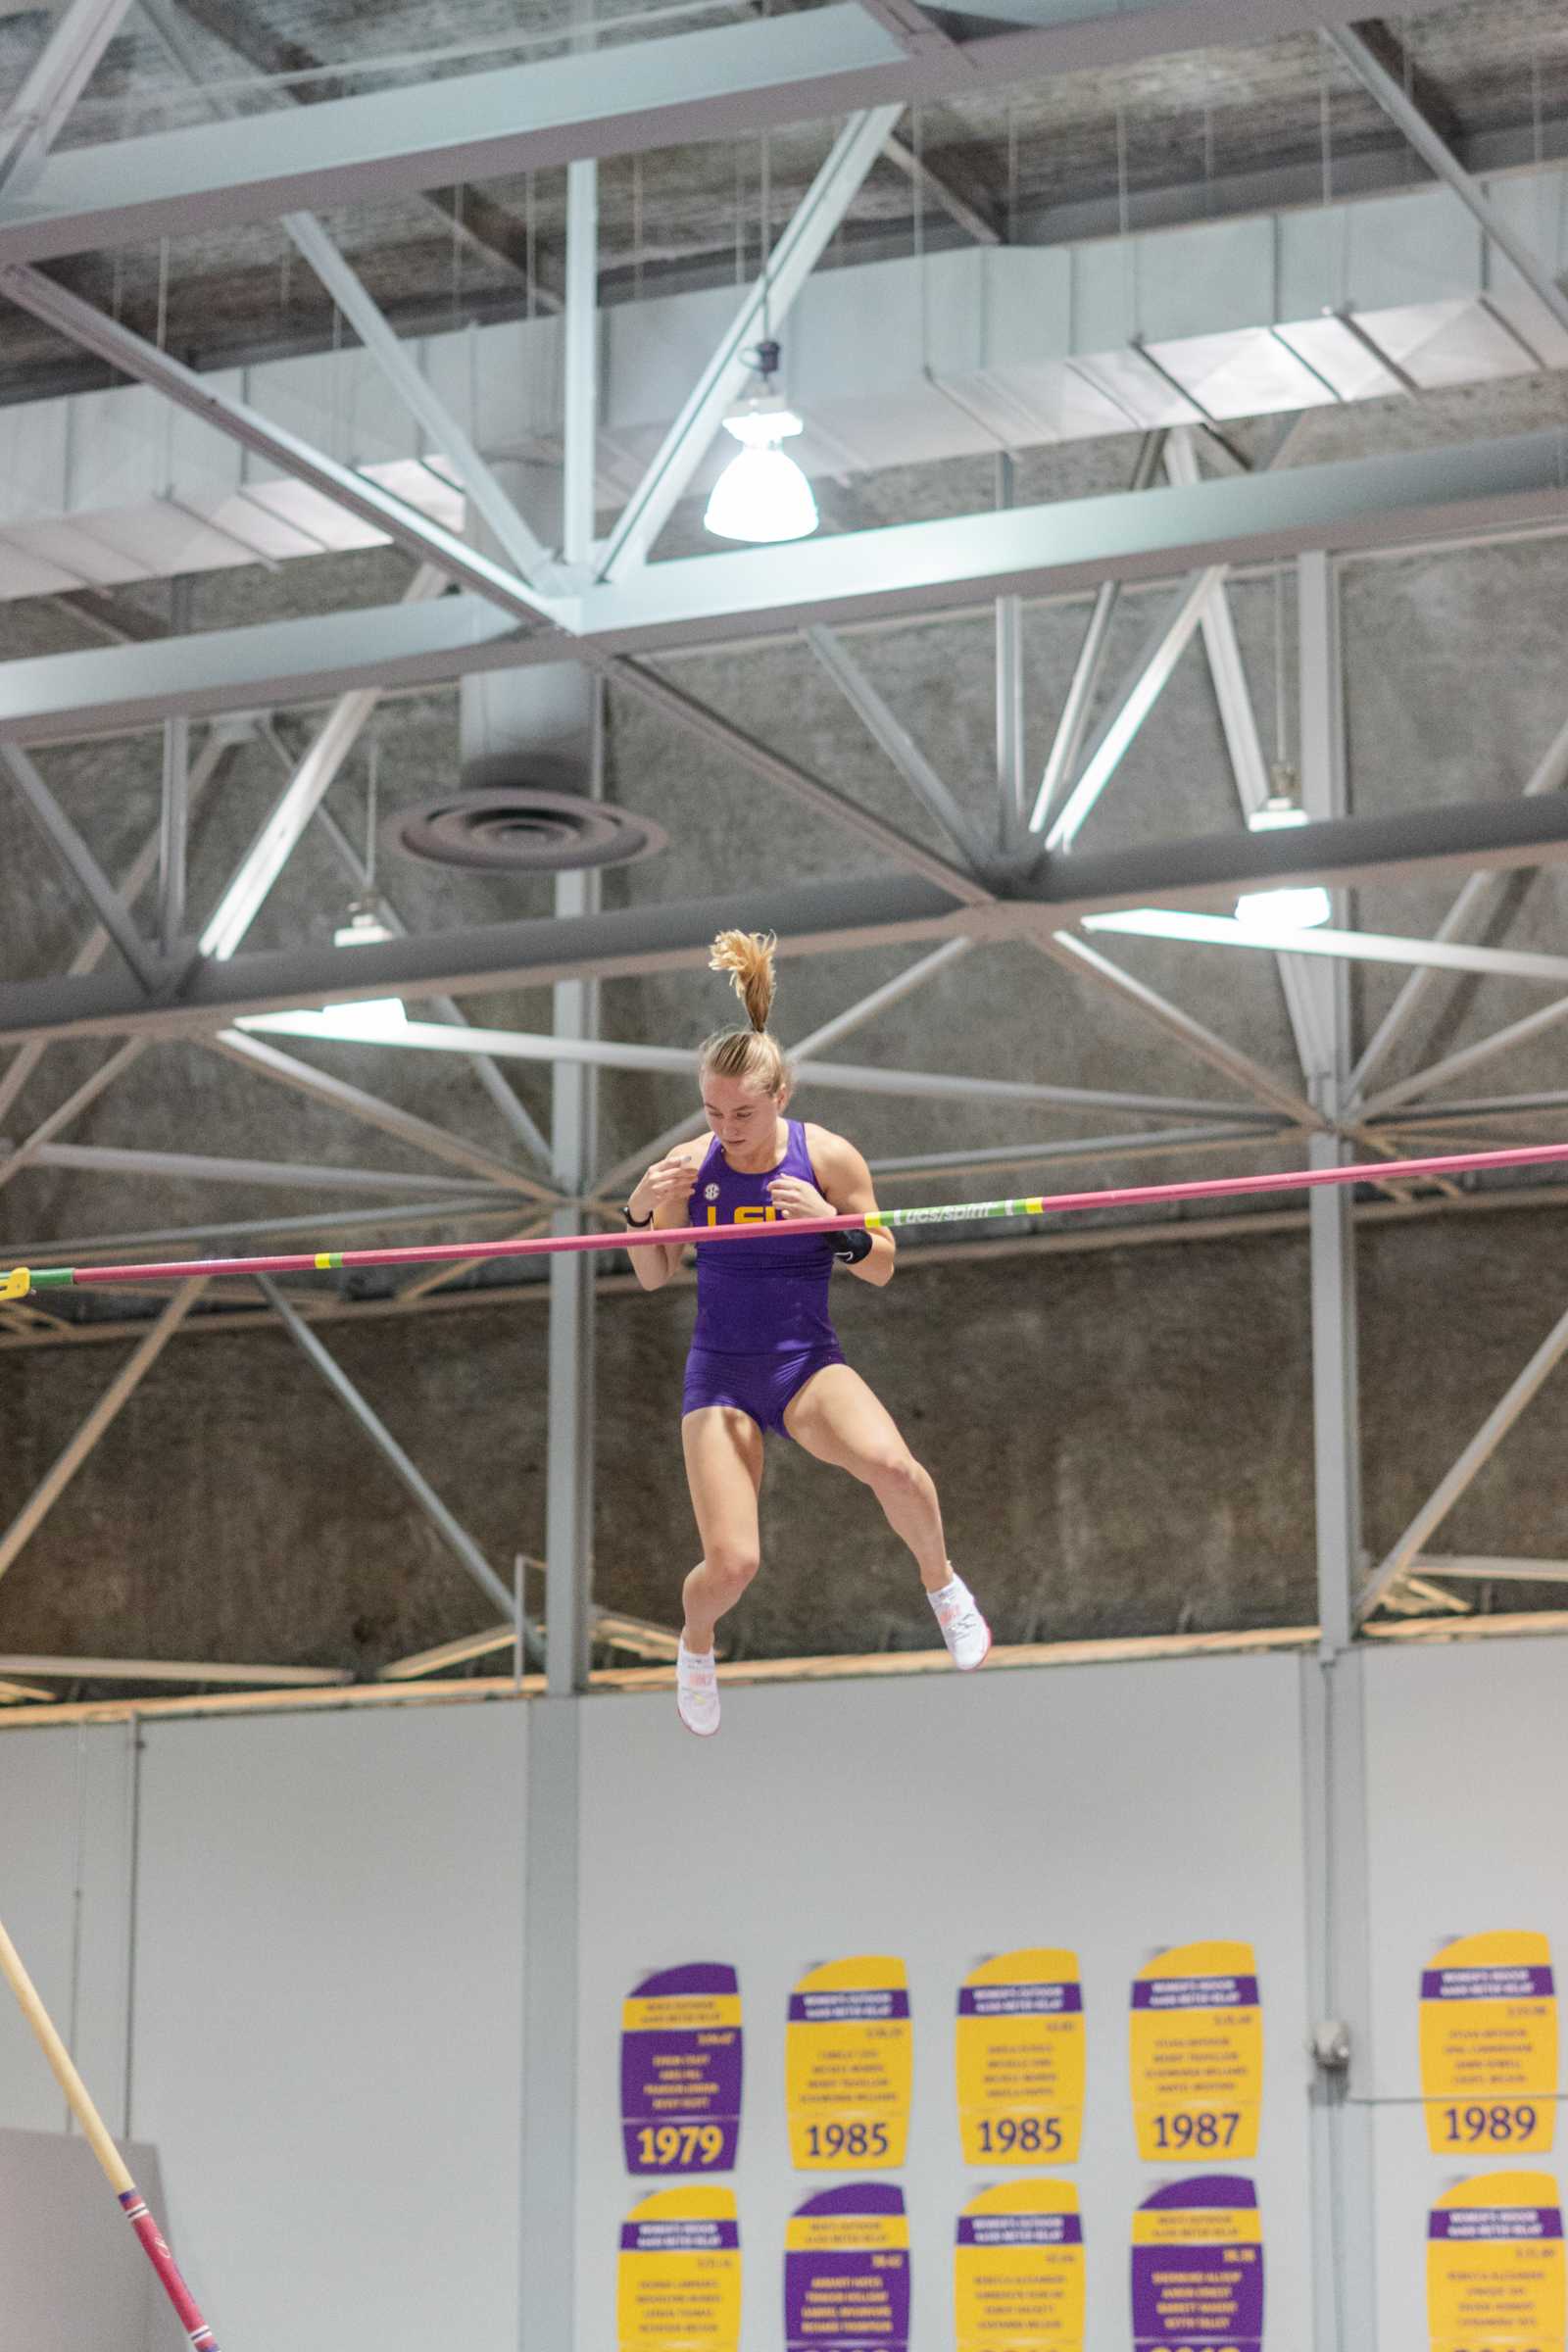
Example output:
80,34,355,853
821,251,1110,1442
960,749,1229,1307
385,786,667,874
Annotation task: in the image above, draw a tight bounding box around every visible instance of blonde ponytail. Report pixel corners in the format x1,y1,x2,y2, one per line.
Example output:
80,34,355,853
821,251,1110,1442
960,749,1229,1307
701,929,789,1096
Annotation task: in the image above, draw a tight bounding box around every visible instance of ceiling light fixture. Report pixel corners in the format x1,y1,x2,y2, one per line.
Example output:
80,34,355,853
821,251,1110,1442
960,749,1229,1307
1234,762,1331,934
704,336,819,545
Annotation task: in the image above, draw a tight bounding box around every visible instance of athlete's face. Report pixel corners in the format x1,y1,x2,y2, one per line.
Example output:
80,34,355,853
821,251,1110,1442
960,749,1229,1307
700,1072,786,1154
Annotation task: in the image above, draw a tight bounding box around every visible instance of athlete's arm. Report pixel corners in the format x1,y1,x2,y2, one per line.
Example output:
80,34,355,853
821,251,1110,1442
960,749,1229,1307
771,1128,894,1288
626,1145,702,1291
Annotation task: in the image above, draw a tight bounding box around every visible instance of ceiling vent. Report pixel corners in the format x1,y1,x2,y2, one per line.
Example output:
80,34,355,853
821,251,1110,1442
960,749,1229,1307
385,786,667,874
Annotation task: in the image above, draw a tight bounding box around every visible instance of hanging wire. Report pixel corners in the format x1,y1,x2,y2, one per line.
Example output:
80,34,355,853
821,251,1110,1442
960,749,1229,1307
914,104,929,373
760,127,772,338
1116,100,1139,341
633,150,645,305
450,183,465,322
1203,100,1214,218
155,238,170,351
1273,561,1290,770
525,171,537,321
1006,97,1018,244
734,147,746,288
365,742,380,895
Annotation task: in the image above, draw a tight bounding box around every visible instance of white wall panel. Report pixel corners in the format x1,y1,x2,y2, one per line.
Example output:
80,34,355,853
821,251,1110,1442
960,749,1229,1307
577,1656,1315,2352
130,1703,528,2352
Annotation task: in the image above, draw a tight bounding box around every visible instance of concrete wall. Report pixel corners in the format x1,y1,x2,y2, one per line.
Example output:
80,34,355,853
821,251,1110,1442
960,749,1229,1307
3,1203,1568,1673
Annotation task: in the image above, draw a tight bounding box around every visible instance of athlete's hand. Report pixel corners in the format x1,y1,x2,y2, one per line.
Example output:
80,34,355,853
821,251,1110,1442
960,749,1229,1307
635,1155,700,1220
768,1175,834,1221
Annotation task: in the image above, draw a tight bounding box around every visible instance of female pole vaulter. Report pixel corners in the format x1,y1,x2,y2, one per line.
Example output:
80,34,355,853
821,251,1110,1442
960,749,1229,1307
624,930,991,1736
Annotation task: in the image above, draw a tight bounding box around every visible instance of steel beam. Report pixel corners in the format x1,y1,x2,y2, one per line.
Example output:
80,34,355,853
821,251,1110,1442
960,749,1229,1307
1033,432,1166,833
1082,908,1568,990
803,626,994,870
0,1038,146,1194
0,726,230,1131
607,658,991,902
4,1197,512,1267
0,0,1476,270
598,107,903,579
1037,931,1323,1128
1165,428,1324,1081
0,1653,350,1687
0,745,161,993
280,214,560,587
1360,997,1568,1123
562,160,600,572
27,1141,498,1194
0,1278,205,1587
879,128,1000,245
1410,1556,1568,1586
1039,567,1218,850
238,1005,1275,1125
866,1121,1290,1182
0,0,132,199
200,571,447,960
1359,1298,1568,1622
207,1029,555,1199
257,1273,527,1631
13,784,1568,1049
308,800,552,1167
8,430,1568,743
1351,710,1568,1098
0,268,570,630
1325,26,1568,343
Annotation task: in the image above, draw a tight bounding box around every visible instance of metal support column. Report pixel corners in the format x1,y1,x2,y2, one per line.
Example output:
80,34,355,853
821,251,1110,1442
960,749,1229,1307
546,686,601,1698
157,581,190,960
994,454,1025,849
1298,545,1375,2352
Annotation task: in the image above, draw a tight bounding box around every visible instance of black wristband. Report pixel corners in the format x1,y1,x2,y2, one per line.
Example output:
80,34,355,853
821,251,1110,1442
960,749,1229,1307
831,1228,874,1264
623,1203,655,1228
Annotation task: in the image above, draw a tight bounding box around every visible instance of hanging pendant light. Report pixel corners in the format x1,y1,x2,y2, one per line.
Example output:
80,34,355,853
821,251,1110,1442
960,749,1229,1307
704,337,819,545
1235,761,1331,934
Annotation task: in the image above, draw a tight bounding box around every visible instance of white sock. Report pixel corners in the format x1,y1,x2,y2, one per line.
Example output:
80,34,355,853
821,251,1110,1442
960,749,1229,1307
928,1570,963,1607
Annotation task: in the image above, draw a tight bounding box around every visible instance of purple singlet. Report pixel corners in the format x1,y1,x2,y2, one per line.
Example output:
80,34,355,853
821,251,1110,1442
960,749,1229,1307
681,1121,846,1437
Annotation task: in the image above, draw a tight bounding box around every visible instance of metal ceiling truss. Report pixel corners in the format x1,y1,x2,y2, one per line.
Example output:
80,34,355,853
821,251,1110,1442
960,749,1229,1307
8,427,1568,745
11,789,1568,1051
0,0,1481,270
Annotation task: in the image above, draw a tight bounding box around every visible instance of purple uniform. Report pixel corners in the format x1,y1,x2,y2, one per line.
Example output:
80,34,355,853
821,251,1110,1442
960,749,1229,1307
681,1121,846,1438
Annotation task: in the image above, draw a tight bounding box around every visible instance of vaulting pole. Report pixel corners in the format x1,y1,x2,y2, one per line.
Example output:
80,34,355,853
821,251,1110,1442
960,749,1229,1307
0,1910,220,2347
4,1141,1567,1300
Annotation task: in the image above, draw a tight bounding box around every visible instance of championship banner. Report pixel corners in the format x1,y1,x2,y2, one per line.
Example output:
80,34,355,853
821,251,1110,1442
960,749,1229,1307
787,1957,912,2170
621,1963,744,2174
1129,1941,1263,2162
1131,2176,1263,2352
1428,2172,1566,2352
1420,1934,1557,2157
617,2185,741,2352
956,1948,1085,2166
956,2179,1085,2352
785,2182,910,2352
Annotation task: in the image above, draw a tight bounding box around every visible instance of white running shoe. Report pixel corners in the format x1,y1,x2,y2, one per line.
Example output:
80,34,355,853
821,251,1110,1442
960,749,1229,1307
928,1571,992,1671
676,1640,721,1738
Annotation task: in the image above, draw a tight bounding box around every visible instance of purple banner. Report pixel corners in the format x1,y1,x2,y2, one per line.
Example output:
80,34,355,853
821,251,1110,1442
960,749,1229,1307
786,2185,908,2352
1131,1977,1260,2011
789,1989,911,2025
1131,2243,1263,2347
1421,1966,1556,2000
957,1983,1083,2017
1133,2177,1262,2351
621,1963,742,2174
957,2214,1083,2248
1429,2207,1564,2241
621,2220,742,2253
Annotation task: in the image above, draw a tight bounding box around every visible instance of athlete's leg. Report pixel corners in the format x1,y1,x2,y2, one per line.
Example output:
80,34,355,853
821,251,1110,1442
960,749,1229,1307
680,1405,764,1653
783,1363,949,1590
